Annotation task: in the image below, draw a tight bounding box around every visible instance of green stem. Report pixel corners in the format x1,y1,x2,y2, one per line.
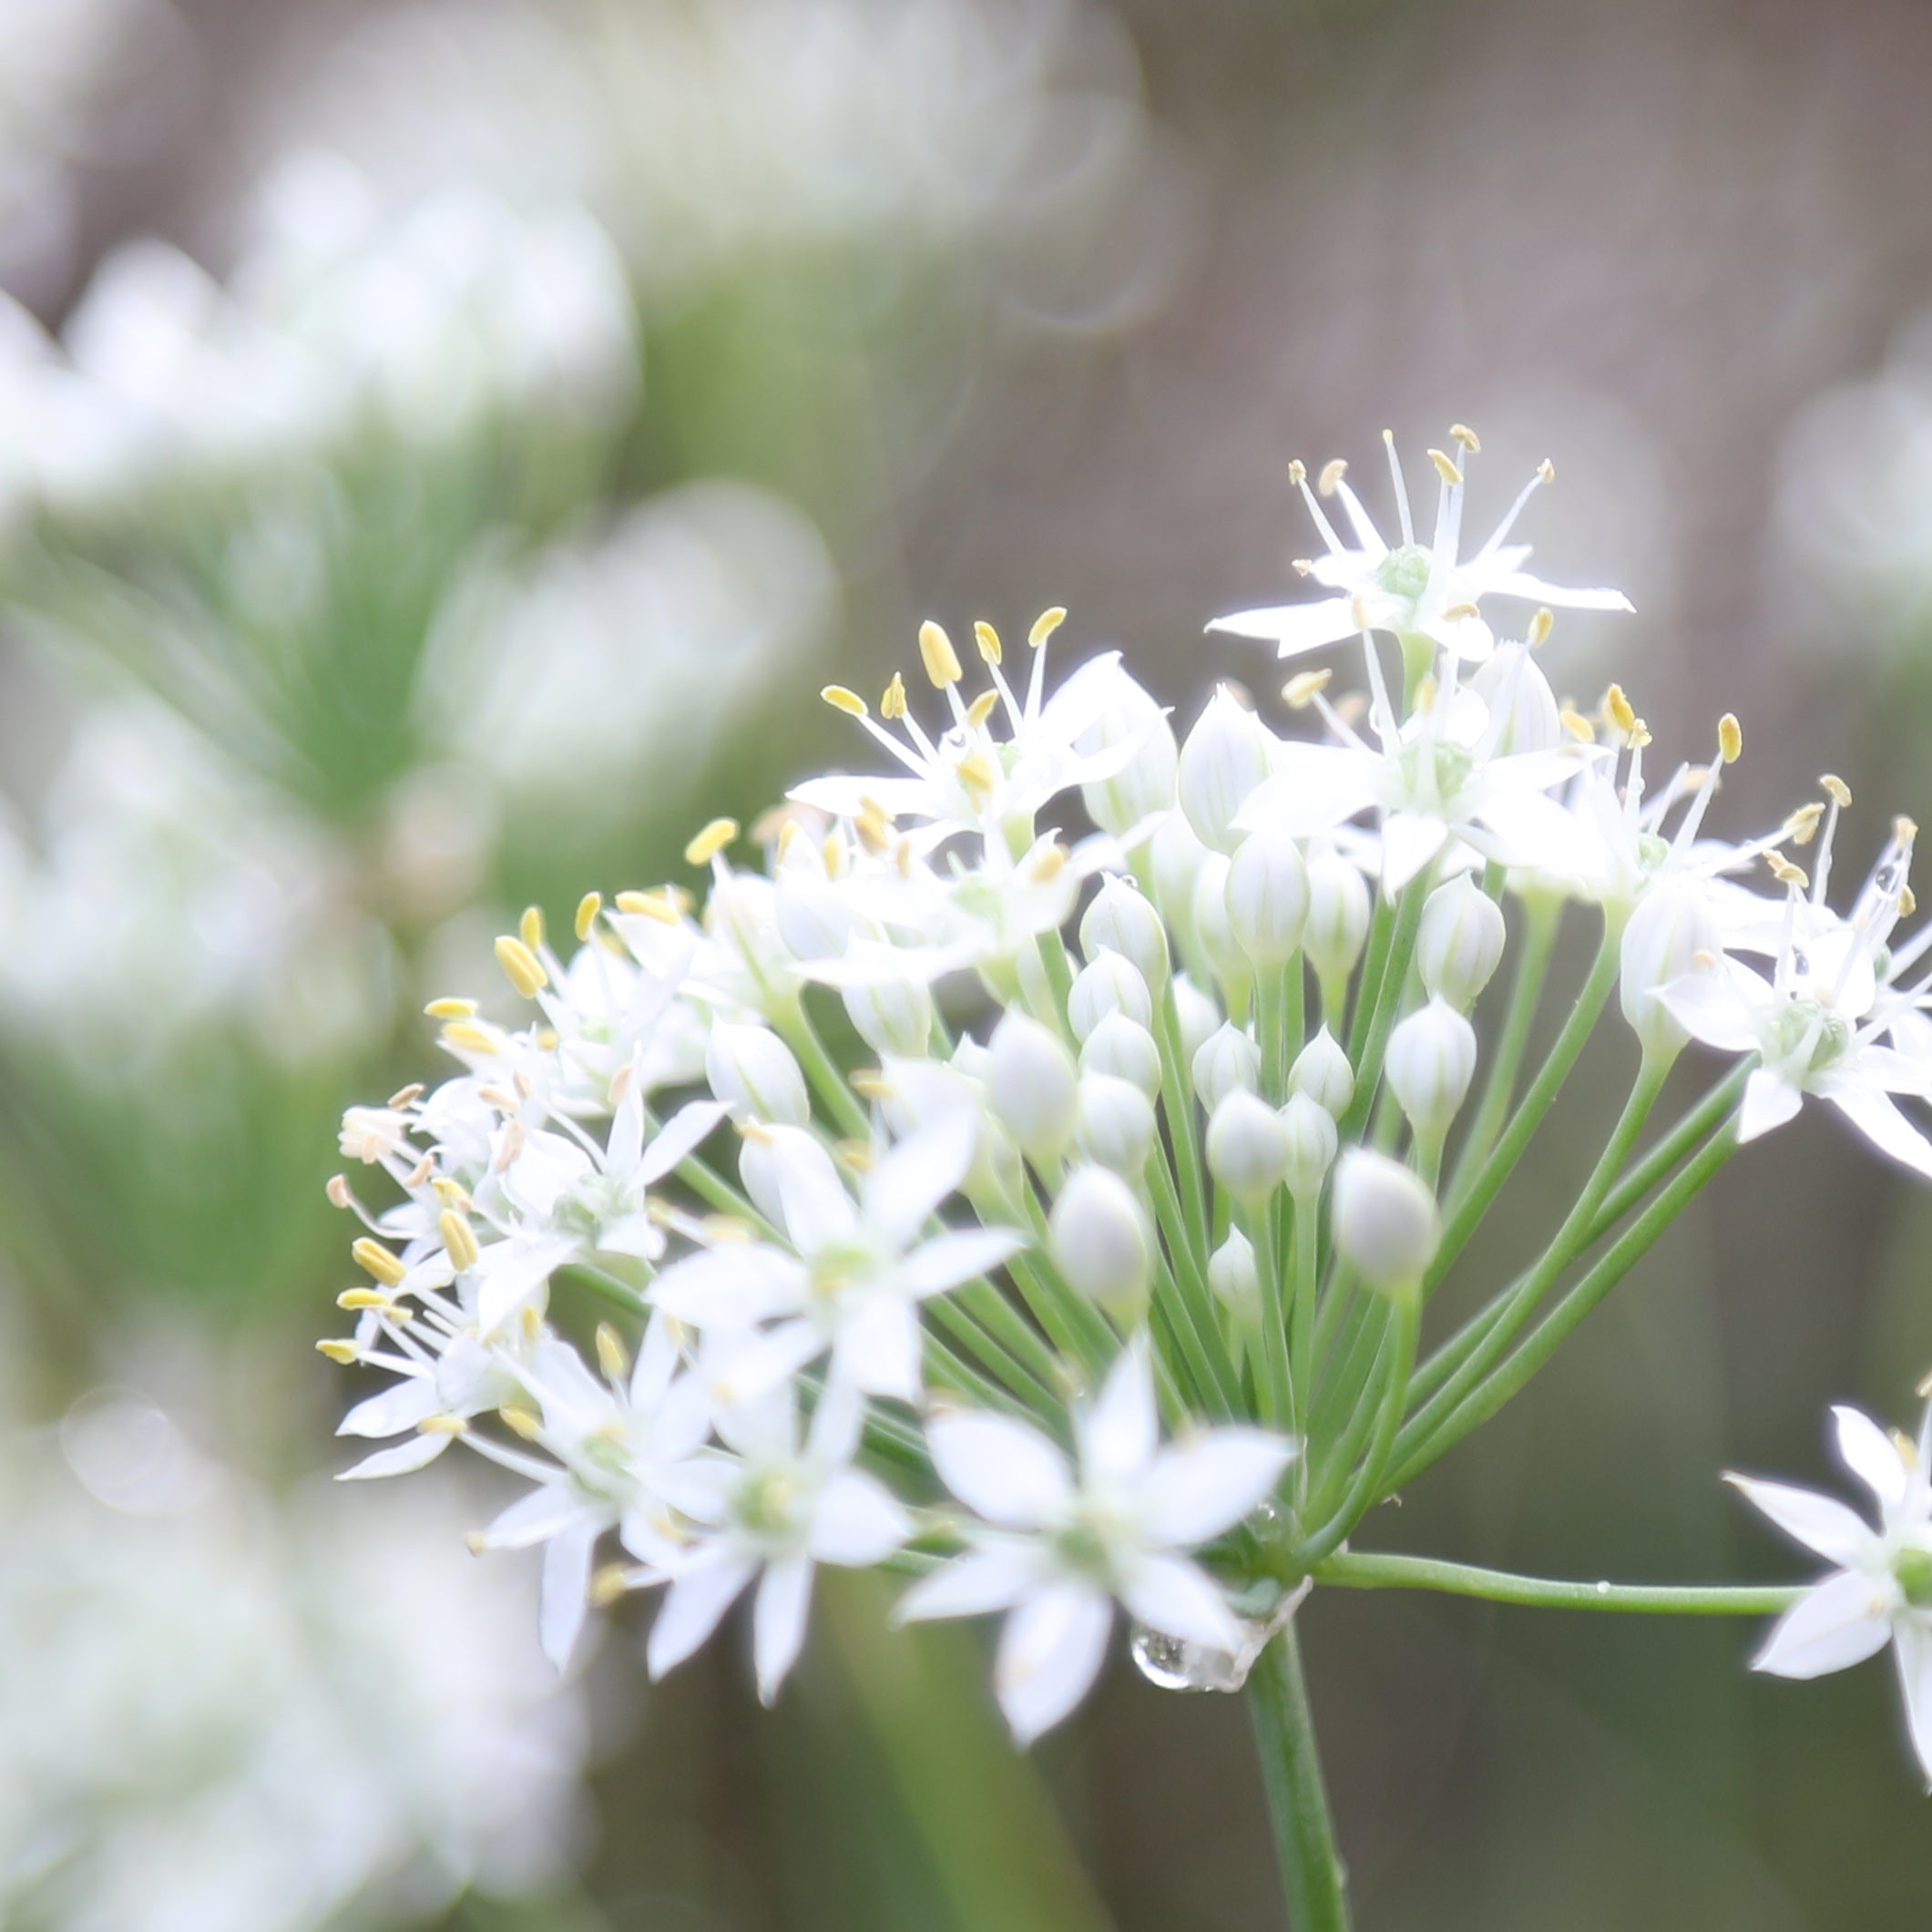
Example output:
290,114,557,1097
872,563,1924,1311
1430,918,1620,1290
1586,1061,1751,1240
1446,894,1559,1193
1244,1199,1294,1431
775,1001,872,1141
1248,1621,1352,1932
1314,1549,1803,1615
1146,1152,1240,1416
1299,1293,1417,1567
1157,988,1212,1268
1339,875,1429,1142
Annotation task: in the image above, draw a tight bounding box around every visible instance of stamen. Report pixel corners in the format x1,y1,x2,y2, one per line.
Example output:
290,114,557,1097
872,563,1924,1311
822,684,868,717
316,1339,360,1365
1027,607,1068,649
424,997,477,1019
495,935,548,998
685,819,740,867
352,1238,409,1288
1822,774,1852,807
1449,423,1481,453
438,1209,481,1273
519,905,545,953
1318,458,1348,496
974,619,1003,665
1528,608,1554,648
965,689,1000,730
596,1323,630,1382
498,1406,541,1441
575,893,602,941
614,888,683,925
1718,713,1743,765
918,619,964,688
881,673,908,720
1604,684,1638,740
1283,669,1332,709
1382,430,1416,545
1427,448,1463,486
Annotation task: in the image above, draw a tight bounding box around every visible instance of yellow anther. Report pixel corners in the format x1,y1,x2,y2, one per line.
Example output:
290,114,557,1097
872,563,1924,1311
974,619,1003,665
1904,885,1919,918
431,1176,468,1207
416,1413,465,1438
700,1214,756,1244
337,1288,394,1312
1768,853,1809,889
1528,608,1554,648
615,888,683,925
326,1174,353,1210
1784,802,1825,845
1718,713,1743,764
1427,448,1463,486
1028,606,1067,649
854,811,891,857
1028,842,1069,883
956,748,999,802
575,893,602,942
1559,703,1597,744
537,1029,559,1050
818,830,843,876
1317,458,1348,496
1538,458,1555,482
1629,722,1652,749
1287,458,1307,486
519,905,545,952
822,683,869,718
498,1406,542,1440
881,672,908,720
495,935,548,999
1918,1365,1932,1400
1898,815,1919,843
835,1140,875,1171
352,1238,409,1288
1604,683,1638,738
1290,557,1314,578
521,1303,542,1343
424,997,477,1019
1821,773,1852,808
1692,950,1718,970
850,1071,894,1102
590,1562,636,1609
918,618,963,687
388,1082,425,1109
965,689,1000,730
1414,675,1439,714
438,1209,481,1273
316,1339,360,1365
684,818,739,867
596,1323,631,1383
404,1154,434,1189
1283,669,1333,709
1441,601,1482,621
1449,423,1482,453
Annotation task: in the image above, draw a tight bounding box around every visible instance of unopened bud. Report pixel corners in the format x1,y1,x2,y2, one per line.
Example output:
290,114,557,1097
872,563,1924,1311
1191,853,1248,986
1080,878,1170,992
1303,851,1372,989
1077,1072,1158,1176
1171,972,1221,1066
1208,1227,1262,1324
1193,1020,1261,1113
1331,1149,1440,1298
1620,879,1717,1061
1080,1012,1162,1099
843,978,934,1060
1226,828,1311,966
705,1024,811,1127
1281,1092,1338,1200
1469,644,1561,756
1385,998,1478,1143
1289,1027,1354,1117
1179,686,1273,855
1416,875,1507,1011
1078,674,1180,837
1206,1090,1293,1205
987,1012,1078,1164
1050,1164,1153,1314
1068,949,1153,1043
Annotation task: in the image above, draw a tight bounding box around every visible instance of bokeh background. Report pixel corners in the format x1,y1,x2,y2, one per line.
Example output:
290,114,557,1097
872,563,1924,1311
3,0,1930,1926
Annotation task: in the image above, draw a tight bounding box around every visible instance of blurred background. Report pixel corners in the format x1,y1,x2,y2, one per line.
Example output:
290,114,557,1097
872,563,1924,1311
1,0,1929,1926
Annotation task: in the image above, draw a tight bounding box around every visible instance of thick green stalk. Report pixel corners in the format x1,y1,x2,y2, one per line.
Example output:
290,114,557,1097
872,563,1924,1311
1314,1549,1804,1615
1248,1621,1352,1932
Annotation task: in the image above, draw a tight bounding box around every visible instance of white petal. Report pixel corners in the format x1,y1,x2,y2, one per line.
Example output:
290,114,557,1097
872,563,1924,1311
1655,971,1763,1056
1207,598,1361,658
335,1433,451,1479
1118,1553,1245,1651
1381,811,1449,894
648,1551,758,1680
338,1378,440,1440
1142,1430,1294,1545
772,1138,863,1254
833,1297,923,1402
865,1112,980,1249
1740,1067,1804,1141
1483,569,1633,613
927,1411,1073,1528
541,1520,600,1670
755,1554,815,1702
1894,1618,1932,1787
485,1484,588,1550
1833,1406,1911,1515
1825,1086,1932,1181
811,1470,913,1566
1078,1340,1158,1485
895,1546,1038,1623
995,1582,1114,1743
651,1245,806,1328
1751,1569,1893,1680
1233,754,1382,839
900,1227,1027,1298
638,1099,730,1184
1838,1044,1932,1099
1730,1473,1876,1566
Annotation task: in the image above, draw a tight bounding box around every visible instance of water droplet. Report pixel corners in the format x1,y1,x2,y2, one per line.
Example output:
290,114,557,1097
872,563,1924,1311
1130,1623,1245,1693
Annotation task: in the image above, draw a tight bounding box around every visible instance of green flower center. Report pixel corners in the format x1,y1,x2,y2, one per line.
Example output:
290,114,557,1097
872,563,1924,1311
735,1468,803,1543
1375,543,1434,602
1764,998,1852,1073
1896,1547,1932,1610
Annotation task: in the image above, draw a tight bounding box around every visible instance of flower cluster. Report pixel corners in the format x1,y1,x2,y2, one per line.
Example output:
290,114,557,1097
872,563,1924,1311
322,426,1932,1772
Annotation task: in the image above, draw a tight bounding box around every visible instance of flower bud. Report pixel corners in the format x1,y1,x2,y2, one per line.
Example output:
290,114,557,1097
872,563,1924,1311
706,1023,810,1126
738,1123,841,1237
1172,972,1220,1067
1191,853,1248,987
1303,851,1371,990
1208,1227,1262,1324
987,1012,1078,1163
1078,672,1180,838
1149,810,1211,956
1225,828,1311,966
1068,949,1153,1043
1080,878,1170,992
1080,1011,1162,1099
1289,1026,1354,1117
1050,1164,1153,1314
1281,1092,1339,1201
1206,1089,1293,1205
1192,1020,1260,1112
1620,879,1717,1061
1469,643,1560,756
1077,1071,1157,1175
1416,874,1506,1012
1331,1148,1440,1297
1179,686,1273,855
843,977,934,1059
1385,997,1478,1143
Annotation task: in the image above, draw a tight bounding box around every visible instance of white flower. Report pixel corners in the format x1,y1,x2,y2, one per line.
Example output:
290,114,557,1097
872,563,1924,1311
1731,1403,1932,1784
641,1377,911,1703
1209,434,1630,665
897,1339,1293,1741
